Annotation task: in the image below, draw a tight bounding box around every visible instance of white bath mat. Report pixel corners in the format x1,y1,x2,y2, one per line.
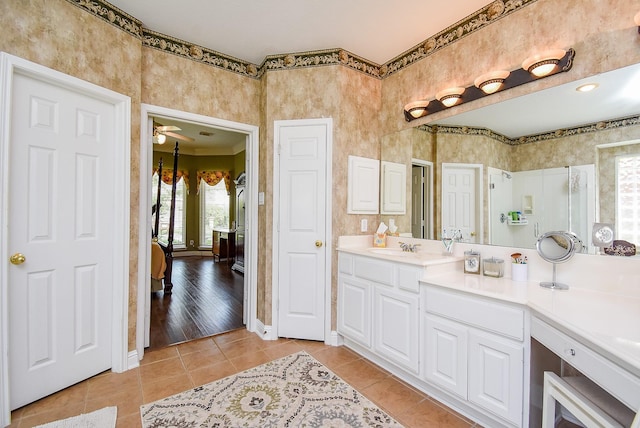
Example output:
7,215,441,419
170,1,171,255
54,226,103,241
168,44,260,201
35,406,117,428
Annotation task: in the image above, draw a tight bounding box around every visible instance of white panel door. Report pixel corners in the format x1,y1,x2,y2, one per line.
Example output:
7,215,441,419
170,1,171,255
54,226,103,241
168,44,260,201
7,72,115,409
277,121,328,341
442,164,478,242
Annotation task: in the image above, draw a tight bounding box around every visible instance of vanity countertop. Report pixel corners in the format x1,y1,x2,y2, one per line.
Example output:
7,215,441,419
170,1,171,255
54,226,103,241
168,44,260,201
422,270,640,378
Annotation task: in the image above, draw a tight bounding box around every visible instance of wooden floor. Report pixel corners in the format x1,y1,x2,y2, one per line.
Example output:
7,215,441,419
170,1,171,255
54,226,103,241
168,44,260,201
149,256,244,350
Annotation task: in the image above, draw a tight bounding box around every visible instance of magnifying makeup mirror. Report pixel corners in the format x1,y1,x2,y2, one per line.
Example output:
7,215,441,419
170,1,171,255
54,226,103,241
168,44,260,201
536,231,578,290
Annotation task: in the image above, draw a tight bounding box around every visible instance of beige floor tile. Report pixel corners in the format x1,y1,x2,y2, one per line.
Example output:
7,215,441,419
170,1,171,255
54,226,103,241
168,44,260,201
139,346,180,365
19,382,88,417
139,357,186,384
228,349,272,371
361,376,426,416
212,328,254,346
177,337,218,356
262,340,305,360
117,411,143,428
311,345,361,369
216,336,265,359
395,397,474,428
86,368,141,400
85,388,143,419
180,346,228,371
188,360,239,386
141,374,194,404
330,358,391,390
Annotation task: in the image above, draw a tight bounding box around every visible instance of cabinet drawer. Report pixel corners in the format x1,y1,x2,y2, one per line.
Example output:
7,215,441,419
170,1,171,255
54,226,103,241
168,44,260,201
531,316,640,411
397,265,421,293
354,257,394,286
338,253,354,275
425,285,524,341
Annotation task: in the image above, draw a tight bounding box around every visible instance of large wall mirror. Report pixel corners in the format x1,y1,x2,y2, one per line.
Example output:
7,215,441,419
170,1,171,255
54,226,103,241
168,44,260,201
381,62,640,255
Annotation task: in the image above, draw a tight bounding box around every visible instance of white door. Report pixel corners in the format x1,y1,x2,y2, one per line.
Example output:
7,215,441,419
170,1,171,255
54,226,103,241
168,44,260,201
442,164,480,243
276,120,330,341
6,71,117,409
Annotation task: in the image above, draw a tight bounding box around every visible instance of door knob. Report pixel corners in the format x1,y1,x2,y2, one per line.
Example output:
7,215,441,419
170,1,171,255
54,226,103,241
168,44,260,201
315,240,323,248
10,253,26,265
470,232,476,237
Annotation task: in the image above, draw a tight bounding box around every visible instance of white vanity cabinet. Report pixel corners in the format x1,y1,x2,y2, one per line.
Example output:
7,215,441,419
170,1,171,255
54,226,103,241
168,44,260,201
423,284,527,426
337,252,422,374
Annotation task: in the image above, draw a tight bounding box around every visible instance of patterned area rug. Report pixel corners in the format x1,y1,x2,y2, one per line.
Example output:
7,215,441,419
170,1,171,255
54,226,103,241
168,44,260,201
140,351,403,427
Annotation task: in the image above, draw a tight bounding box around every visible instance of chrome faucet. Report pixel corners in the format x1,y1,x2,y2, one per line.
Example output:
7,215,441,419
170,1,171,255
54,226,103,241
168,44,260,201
399,242,420,253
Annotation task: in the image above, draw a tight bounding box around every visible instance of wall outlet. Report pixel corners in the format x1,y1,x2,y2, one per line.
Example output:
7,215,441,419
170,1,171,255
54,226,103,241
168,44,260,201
360,219,368,232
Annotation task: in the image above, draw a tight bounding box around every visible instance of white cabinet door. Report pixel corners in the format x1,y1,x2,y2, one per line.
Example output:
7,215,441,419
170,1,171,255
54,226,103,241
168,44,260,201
468,329,524,425
337,276,372,347
424,314,468,399
373,286,419,373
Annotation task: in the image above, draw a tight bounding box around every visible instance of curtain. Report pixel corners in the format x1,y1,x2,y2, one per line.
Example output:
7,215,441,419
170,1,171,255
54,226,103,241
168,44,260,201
153,168,190,194
197,170,231,194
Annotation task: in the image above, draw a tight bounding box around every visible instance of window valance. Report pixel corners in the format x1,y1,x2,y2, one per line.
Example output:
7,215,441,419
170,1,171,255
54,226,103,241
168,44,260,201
197,170,231,194
153,168,190,194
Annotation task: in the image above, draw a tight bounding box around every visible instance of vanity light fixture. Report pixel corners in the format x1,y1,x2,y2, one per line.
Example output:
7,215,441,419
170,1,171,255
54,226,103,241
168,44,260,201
522,49,566,77
403,48,575,122
436,87,465,107
404,100,430,119
474,70,510,94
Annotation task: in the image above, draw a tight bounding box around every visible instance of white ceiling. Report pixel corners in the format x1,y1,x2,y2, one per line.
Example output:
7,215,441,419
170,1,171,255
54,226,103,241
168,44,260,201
108,0,491,65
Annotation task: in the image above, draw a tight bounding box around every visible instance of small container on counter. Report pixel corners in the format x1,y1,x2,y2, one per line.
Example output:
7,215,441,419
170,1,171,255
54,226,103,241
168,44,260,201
511,263,528,282
463,250,481,274
483,257,504,278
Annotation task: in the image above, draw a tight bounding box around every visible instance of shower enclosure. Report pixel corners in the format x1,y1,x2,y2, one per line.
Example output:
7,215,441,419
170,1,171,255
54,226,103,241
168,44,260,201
489,165,596,252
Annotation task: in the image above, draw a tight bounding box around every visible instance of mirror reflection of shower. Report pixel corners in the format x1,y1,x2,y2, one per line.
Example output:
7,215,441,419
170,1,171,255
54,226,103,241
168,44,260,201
489,165,596,252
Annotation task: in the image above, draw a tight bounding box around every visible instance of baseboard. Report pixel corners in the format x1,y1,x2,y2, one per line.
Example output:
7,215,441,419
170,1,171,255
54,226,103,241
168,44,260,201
173,250,213,257
127,350,140,370
328,330,343,347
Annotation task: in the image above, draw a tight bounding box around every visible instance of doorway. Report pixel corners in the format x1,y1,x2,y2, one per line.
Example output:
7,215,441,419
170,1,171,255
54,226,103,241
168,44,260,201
411,159,434,239
137,104,259,358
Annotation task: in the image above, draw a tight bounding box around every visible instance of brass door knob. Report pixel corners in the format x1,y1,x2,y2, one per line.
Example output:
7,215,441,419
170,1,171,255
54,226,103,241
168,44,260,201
315,240,323,248
470,232,476,237
10,253,26,265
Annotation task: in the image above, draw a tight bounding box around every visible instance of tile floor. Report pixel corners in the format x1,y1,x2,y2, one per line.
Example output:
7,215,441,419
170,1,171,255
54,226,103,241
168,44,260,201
9,329,479,427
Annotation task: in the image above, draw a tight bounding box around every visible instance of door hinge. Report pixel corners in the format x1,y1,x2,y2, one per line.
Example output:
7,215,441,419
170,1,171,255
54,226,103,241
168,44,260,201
490,183,495,189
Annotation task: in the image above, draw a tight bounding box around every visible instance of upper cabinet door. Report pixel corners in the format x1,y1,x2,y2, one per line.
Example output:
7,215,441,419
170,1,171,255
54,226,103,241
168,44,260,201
347,155,380,214
381,161,407,214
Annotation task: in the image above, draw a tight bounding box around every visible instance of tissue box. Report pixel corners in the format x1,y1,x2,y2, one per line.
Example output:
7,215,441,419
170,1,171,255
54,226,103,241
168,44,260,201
373,233,386,248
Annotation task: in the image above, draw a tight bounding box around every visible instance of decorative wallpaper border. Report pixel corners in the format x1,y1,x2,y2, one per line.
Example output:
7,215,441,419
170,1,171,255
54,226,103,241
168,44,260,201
65,0,143,38
382,0,540,78
66,0,539,80
420,115,640,146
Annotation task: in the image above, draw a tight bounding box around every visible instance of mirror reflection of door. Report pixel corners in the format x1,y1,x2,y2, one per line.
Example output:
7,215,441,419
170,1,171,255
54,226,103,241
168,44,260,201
442,163,481,243
411,160,433,239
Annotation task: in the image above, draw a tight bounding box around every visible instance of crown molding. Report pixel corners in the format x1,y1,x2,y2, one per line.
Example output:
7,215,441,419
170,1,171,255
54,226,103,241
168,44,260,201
420,115,640,146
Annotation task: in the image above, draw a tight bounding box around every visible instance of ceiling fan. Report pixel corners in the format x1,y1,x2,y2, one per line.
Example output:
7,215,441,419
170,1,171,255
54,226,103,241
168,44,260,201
153,122,195,144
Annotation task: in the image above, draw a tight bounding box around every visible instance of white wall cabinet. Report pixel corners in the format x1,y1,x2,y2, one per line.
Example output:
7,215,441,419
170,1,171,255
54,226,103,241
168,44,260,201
347,155,379,214
381,160,407,214
423,284,526,427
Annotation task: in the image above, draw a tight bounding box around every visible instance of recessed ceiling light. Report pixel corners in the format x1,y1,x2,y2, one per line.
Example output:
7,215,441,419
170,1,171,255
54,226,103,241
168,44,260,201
576,83,598,92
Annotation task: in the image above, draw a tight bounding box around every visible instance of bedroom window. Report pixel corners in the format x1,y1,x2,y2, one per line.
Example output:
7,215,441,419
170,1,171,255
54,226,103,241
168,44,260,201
617,154,640,245
200,179,230,247
151,173,186,248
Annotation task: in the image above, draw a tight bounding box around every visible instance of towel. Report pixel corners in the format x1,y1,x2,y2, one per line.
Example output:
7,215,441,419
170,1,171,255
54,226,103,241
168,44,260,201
151,240,167,280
